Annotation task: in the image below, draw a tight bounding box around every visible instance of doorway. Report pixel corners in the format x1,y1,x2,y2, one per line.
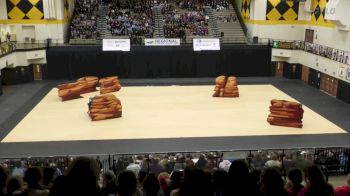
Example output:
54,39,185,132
33,64,43,80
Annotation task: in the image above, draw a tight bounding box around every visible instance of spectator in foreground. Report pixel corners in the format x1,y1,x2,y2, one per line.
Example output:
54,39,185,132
212,169,228,196
101,170,118,196
118,170,142,196
49,156,100,196
164,170,182,196
42,168,55,190
171,168,214,196
260,168,291,196
298,165,334,196
158,172,170,196
194,154,207,170
6,177,23,195
0,165,7,196
23,167,49,196
143,174,160,196
335,174,350,196
223,160,259,196
287,168,304,196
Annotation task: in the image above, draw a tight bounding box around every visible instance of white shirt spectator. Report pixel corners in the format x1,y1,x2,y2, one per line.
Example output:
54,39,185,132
126,163,141,176
219,160,231,172
265,160,282,169
11,167,26,177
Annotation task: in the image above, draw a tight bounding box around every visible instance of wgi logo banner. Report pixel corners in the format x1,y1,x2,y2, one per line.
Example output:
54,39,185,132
193,38,220,51
103,39,130,51
145,39,181,46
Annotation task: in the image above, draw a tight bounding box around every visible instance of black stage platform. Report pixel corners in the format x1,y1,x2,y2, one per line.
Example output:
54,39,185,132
0,77,349,158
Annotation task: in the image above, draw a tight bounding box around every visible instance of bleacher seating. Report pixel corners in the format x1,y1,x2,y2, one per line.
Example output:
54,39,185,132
67,0,248,44
69,0,99,44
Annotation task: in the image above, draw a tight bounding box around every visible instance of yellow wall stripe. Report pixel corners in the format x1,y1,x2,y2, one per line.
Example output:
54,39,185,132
0,19,65,24
244,19,335,28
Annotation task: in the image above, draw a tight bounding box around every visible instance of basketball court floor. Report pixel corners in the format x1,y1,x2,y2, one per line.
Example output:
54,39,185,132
0,78,349,157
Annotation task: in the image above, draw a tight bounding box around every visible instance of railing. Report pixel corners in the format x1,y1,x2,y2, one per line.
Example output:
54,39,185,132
0,40,49,57
1,147,349,177
0,42,16,57
232,1,248,36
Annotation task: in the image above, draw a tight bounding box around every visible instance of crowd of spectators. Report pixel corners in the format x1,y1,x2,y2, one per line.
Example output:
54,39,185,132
1,151,349,196
204,0,230,11
68,0,239,41
106,0,154,39
173,0,229,11
162,3,209,39
70,0,99,39
216,14,236,23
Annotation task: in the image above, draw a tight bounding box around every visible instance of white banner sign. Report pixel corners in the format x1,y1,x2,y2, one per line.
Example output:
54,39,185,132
103,39,130,51
193,38,220,51
145,38,180,46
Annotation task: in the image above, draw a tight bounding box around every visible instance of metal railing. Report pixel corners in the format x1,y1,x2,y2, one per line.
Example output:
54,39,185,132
1,147,349,177
0,40,49,57
0,42,16,57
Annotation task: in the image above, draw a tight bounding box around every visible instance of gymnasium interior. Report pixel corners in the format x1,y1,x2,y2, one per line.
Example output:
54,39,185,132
0,0,349,195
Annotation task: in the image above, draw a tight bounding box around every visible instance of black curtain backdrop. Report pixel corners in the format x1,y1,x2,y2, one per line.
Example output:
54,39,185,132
46,45,272,79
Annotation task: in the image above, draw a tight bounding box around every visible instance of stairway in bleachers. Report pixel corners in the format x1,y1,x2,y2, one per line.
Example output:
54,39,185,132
154,6,165,38
205,7,221,39
97,5,110,42
213,5,247,44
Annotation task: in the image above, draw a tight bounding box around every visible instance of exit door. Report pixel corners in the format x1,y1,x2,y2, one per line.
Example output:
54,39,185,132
275,62,284,77
33,64,42,80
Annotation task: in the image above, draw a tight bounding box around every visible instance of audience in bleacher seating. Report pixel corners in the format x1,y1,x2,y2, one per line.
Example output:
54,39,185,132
1,151,348,196
70,0,98,39
174,0,229,11
106,0,154,38
205,0,230,11
216,14,236,23
162,5,209,38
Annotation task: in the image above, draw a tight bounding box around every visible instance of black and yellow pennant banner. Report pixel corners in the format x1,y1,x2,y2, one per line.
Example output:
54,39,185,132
6,0,44,20
266,0,299,21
